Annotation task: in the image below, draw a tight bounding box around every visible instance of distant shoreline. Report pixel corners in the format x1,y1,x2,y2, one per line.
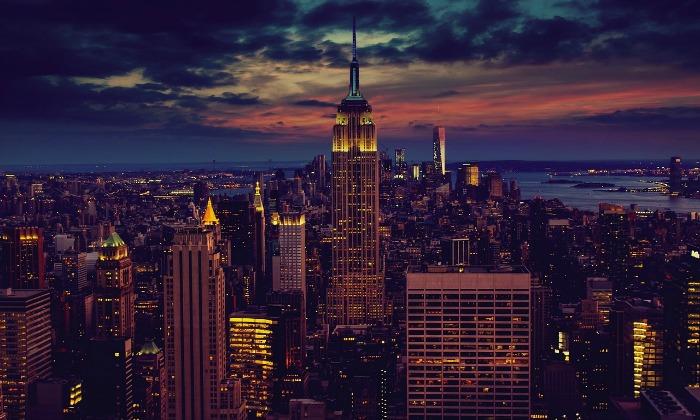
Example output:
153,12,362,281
1,158,696,175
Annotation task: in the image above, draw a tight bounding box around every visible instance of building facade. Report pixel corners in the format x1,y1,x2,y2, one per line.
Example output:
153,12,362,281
0,288,52,420
95,231,135,339
406,266,531,418
327,21,383,327
163,220,236,419
0,227,45,289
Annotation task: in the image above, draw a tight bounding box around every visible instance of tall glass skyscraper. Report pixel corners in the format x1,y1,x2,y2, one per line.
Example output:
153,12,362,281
327,19,384,327
432,126,446,175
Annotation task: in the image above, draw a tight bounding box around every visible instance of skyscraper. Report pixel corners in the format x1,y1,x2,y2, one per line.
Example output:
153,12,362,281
312,154,326,192
83,337,135,420
598,204,630,292
440,237,470,266
275,213,306,293
488,172,503,199
134,340,167,420
95,231,135,339
327,20,383,327
456,163,479,198
586,277,613,324
670,156,682,195
665,245,700,391
610,299,663,398
252,182,267,303
0,288,52,420
163,217,236,419
228,309,278,418
394,148,406,179
217,195,254,267
0,226,45,289
406,266,531,418
432,126,446,175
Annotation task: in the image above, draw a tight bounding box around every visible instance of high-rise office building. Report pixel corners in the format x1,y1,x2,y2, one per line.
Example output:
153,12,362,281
665,245,700,391
275,213,306,293
83,337,134,420
610,299,663,398
440,237,470,266
327,20,383,327
326,325,393,419
488,172,503,199
163,218,236,419
586,277,613,324
432,126,446,175
531,277,552,400
394,148,407,179
134,340,167,420
228,310,278,418
457,163,479,186
406,266,531,418
312,154,327,192
411,164,421,180
95,231,135,339
26,377,83,419
252,182,267,303
56,251,88,293
0,288,52,420
570,327,610,415
670,156,683,195
217,195,254,266
0,227,45,289
598,204,630,292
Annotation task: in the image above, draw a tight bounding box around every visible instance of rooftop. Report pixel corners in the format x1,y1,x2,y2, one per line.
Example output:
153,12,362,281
408,265,529,274
101,231,126,248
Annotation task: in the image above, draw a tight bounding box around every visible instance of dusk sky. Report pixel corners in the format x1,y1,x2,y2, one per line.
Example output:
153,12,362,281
1,0,700,164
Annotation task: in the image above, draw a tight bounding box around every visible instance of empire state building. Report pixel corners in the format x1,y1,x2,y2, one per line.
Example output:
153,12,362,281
327,19,384,327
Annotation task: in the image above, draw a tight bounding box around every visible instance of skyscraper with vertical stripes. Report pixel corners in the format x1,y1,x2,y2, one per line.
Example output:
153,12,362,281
327,19,384,327
163,204,244,419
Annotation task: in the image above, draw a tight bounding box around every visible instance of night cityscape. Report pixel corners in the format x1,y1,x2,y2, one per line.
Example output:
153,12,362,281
1,1,700,419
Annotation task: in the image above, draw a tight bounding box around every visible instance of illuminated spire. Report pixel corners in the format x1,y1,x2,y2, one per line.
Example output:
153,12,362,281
348,16,361,98
253,181,264,212
202,197,219,225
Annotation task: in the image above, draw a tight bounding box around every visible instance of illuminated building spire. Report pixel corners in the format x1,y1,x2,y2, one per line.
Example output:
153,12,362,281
253,181,264,212
348,16,361,98
202,197,219,225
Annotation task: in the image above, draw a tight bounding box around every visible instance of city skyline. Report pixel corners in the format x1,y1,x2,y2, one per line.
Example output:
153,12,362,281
2,1,700,164
2,3,700,420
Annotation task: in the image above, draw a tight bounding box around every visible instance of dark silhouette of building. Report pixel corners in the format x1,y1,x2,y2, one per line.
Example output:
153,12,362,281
665,246,700,391
133,339,166,420
0,226,45,289
670,156,683,195
83,337,134,420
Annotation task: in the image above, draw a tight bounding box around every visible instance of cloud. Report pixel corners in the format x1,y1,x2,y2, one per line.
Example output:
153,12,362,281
210,92,261,106
293,99,336,107
1,0,700,163
577,107,700,129
301,0,434,32
425,90,461,98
